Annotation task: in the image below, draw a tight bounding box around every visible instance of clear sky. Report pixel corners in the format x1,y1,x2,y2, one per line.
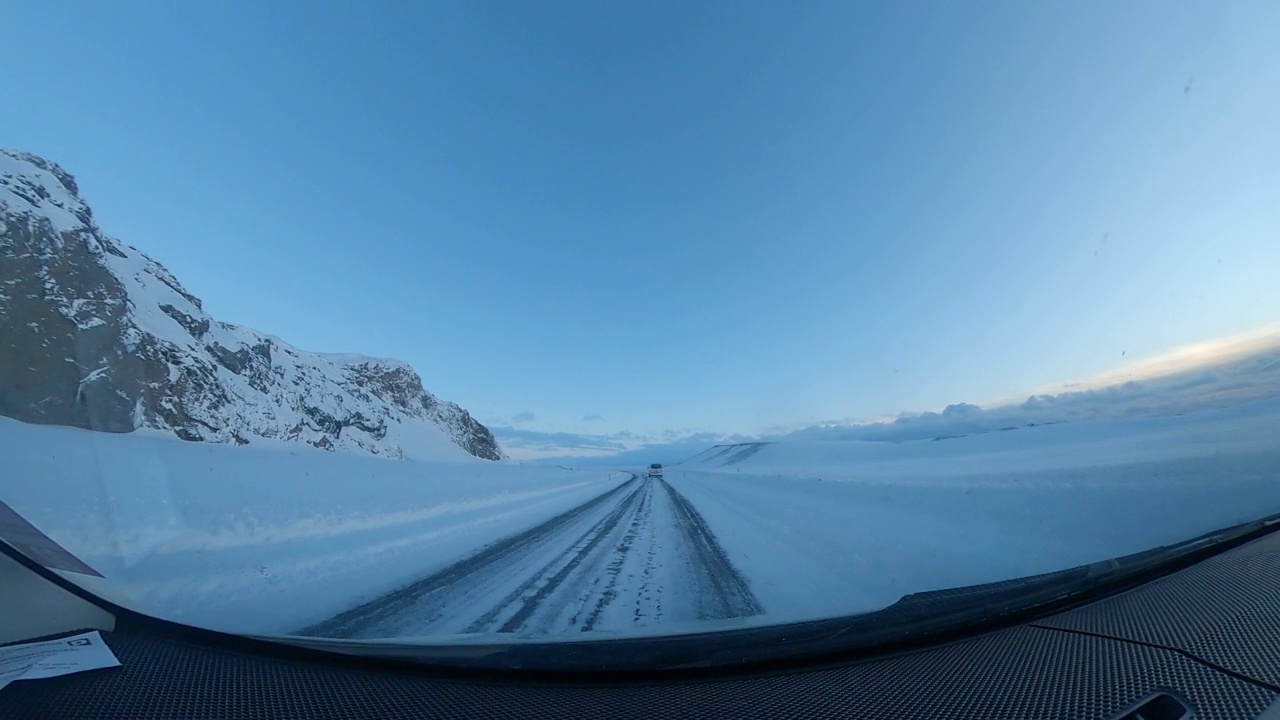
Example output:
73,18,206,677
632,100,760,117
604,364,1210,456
3,1,1279,459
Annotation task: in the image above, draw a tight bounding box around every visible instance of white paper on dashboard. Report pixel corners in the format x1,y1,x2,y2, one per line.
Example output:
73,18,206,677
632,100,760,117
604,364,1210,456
0,631,120,691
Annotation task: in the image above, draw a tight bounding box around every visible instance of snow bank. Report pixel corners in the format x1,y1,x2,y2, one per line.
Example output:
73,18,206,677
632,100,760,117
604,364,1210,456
673,398,1280,624
0,417,624,633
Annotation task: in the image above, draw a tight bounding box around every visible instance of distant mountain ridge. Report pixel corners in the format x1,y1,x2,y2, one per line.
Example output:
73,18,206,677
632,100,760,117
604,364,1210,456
0,149,502,461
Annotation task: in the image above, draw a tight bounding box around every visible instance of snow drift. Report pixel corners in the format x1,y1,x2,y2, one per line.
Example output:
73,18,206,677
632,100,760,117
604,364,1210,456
673,398,1280,624
0,416,621,633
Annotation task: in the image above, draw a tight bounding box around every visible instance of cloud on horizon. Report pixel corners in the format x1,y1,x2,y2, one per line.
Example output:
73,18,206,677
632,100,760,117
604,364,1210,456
490,422,754,464
529,432,759,467
491,325,1280,463
488,425,629,457
781,325,1280,443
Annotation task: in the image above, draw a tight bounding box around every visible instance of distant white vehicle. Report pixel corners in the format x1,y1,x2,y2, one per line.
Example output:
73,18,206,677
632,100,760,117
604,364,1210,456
647,463,664,479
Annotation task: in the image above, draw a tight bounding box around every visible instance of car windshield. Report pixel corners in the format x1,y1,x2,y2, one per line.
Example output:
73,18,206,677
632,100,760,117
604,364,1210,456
2,2,1279,655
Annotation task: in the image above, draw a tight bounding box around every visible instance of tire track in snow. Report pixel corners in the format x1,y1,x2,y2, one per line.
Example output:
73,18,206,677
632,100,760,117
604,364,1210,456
296,476,640,638
481,479,647,633
659,478,764,620
580,478,653,631
299,474,763,638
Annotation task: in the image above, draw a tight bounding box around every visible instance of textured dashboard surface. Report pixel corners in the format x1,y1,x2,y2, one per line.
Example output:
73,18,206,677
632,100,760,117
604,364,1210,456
1040,532,1280,687
0,624,1272,719
5,532,1280,719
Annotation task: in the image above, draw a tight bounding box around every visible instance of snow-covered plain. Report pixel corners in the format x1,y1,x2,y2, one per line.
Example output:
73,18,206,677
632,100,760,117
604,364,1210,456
672,397,1280,624
2,396,1279,639
0,417,624,634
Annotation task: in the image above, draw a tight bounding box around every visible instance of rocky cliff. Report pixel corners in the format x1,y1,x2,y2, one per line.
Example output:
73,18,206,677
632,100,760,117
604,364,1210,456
0,150,502,461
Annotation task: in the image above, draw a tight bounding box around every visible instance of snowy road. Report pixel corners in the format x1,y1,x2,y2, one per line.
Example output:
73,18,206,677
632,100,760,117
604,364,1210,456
299,474,762,638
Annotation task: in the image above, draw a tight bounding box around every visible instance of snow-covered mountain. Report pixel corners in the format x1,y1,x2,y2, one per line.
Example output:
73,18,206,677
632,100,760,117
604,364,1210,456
0,150,502,461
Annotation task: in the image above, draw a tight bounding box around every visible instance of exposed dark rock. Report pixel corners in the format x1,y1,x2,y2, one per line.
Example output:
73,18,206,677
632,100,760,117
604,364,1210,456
0,149,504,462
161,303,209,337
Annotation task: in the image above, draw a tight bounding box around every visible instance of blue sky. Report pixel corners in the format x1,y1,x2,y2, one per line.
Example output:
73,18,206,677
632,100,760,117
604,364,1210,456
3,1,1279,460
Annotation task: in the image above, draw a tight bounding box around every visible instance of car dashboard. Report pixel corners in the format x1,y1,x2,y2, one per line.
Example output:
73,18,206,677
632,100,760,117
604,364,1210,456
4,530,1280,719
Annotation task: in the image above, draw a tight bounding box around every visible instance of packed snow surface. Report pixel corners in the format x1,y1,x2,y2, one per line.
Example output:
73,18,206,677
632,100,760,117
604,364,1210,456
2,396,1279,638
